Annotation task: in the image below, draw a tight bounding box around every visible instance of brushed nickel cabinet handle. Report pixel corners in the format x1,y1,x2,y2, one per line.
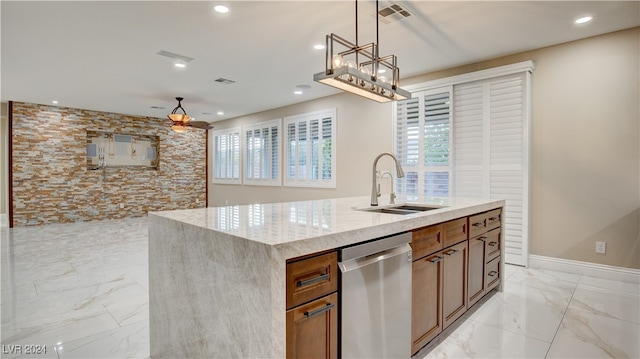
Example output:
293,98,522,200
472,222,484,228
304,303,335,318
296,273,330,287
489,217,499,222
444,249,459,256
488,271,498,277
428,256,443,263
478,237,488,242
488,241,498,247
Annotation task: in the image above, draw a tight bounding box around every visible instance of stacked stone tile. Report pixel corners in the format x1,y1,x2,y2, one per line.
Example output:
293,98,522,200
11,102,206,226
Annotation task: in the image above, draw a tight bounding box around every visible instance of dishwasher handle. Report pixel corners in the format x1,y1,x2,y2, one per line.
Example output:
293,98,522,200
339,243,412,273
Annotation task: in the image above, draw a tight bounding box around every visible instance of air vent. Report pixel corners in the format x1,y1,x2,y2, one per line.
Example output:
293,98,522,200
213,78,236,85
376,3,412,24
156,50,194,63
150,106,166,110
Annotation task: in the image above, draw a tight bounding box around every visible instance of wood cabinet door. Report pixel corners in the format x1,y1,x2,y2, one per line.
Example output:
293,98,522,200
442,241,468,329
467,236,486,308
411,253,444,355
286,293,338,359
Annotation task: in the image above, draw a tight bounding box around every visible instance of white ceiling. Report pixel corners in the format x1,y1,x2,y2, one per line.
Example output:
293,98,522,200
2,1,639,124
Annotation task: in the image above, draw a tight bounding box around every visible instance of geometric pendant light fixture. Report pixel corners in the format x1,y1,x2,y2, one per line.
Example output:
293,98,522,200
313,0,411,103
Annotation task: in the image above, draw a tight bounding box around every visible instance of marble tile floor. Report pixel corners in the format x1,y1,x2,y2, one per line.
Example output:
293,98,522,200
1,217,639,359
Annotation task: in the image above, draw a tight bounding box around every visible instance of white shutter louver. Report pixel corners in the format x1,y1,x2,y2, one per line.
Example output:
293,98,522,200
244,119,281,186
489,73,528,265
453,83,485,198
284,109,336,188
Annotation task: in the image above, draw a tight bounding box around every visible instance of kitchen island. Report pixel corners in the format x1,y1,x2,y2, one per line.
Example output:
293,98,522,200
148,196,505,358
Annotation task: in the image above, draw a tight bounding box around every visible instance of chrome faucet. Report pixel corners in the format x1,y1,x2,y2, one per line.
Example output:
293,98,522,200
379,171,397,205
371,152,405,206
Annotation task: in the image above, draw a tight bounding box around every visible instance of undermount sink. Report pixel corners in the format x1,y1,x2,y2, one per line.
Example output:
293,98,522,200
357,204,445,215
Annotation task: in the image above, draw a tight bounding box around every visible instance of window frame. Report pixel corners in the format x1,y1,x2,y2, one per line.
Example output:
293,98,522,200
211,127,242,185
243,119,282,187
283,108,337,188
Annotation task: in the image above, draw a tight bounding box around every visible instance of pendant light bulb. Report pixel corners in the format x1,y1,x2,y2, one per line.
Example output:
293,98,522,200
333,54,344,68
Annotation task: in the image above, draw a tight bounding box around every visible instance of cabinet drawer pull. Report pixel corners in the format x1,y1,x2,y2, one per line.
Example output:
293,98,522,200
478,237,488,242
304,303,335,318
488,241,498,247
428,256,443,263
472,222,484,228
489,216,499,222
488,271,498,277
296,273,330,287
444,249,459,256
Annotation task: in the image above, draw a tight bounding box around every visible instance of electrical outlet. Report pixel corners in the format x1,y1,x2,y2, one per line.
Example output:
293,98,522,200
595,241,606,254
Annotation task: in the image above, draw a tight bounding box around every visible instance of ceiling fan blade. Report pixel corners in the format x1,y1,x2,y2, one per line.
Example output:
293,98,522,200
189,121,214,130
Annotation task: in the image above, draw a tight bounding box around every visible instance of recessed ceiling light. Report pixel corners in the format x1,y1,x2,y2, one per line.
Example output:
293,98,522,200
575,15,593,24
52,100,58,104
378,69,386,74
314,44,325,50
217,111,224,116
174,63,186,68
214,5,229,14
294,90,303,95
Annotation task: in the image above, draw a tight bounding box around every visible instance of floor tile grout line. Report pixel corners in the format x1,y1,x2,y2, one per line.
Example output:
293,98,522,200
544,273,581,358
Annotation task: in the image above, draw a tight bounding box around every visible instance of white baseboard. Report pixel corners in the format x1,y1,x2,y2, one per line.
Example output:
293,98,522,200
529,255,640,284
0,213,7,228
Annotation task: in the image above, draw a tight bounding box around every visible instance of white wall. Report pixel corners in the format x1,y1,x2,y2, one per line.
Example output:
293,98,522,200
208,93,396,207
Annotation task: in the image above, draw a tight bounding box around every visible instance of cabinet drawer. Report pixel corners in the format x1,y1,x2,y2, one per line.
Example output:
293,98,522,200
286,292,338,359
485,208,502,232
485,256,500,292
483,228,501,262
468,213,487,238
412,225,443,260
443,217,468,248
286,252,338,309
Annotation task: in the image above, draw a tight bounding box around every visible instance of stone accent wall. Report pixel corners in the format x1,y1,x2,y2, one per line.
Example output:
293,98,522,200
11,102,206,226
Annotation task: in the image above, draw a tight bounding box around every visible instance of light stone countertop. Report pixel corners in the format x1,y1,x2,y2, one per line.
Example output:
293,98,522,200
149,195,505,358
149,195,505,260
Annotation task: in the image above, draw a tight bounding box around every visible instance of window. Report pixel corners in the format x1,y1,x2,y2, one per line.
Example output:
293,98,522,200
284,109,336,188
244,119,281,186
394,61,533,266
395,89,452,198
212,127,241,184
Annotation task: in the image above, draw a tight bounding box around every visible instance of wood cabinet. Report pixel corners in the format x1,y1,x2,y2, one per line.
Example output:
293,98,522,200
411,218,469,355
286,293,338,359
442,240,468,329
411,252,444,354
286,251,338,359
467,233,487,307
467,210,502,308
412,208,503,355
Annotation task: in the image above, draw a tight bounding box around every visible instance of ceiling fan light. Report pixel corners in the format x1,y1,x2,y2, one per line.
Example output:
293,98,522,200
171,125,188,133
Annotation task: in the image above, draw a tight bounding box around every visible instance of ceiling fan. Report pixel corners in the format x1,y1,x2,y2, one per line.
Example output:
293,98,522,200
167,97,213,133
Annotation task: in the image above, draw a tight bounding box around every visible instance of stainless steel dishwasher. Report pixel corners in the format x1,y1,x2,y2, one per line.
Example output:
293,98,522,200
339,232,412,358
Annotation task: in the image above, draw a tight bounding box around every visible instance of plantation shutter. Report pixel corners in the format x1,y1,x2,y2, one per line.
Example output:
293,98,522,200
489,73,528,266
395,96,420,196
244,119,281,186
212,127,241,184
284,109,336,188
396,88,452,197
452,72,529,266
